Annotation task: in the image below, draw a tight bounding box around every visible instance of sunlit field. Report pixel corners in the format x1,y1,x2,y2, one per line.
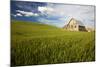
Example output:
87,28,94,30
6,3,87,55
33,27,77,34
11,20,95,66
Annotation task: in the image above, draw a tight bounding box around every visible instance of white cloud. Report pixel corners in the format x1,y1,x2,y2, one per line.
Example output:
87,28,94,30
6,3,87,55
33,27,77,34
11,13,22,17
38,6,54,15
16,10,39,17
16,13,22,16
34,13,38,16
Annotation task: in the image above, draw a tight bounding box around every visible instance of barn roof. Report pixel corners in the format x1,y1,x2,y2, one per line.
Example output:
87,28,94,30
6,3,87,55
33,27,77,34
76,20,84,26
69,18,84,26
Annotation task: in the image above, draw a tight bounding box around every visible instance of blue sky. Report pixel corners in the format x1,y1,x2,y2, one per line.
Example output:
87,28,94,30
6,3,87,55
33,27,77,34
11,1,95,28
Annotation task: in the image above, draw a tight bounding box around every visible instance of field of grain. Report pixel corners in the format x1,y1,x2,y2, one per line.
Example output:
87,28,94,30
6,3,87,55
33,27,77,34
11,20,95,66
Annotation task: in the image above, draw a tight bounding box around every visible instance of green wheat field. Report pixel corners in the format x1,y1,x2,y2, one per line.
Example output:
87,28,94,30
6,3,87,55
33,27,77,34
11,20,95,66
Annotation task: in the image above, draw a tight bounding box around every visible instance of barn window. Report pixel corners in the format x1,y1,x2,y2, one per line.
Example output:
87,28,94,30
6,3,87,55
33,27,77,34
71,25,73,28
75,26,76,28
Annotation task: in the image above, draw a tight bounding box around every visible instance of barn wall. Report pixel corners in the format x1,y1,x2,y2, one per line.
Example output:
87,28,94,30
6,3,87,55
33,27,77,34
66,19,79,31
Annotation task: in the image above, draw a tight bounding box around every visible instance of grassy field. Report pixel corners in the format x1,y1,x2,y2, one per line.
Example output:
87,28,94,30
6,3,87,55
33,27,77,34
11,20,95,66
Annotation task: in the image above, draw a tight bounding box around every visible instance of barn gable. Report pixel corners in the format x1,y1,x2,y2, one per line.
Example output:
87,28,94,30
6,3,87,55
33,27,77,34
67,18,84,26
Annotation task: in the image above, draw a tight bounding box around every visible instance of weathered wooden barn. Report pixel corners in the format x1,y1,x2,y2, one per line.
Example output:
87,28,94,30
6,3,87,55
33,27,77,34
63,18,87,31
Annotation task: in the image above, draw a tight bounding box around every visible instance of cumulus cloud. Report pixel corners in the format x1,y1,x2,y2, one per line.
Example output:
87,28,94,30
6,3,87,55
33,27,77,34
11,13,22,17
16,10,39,17
16,13,23,16
38,6,54,16
38,6,54,12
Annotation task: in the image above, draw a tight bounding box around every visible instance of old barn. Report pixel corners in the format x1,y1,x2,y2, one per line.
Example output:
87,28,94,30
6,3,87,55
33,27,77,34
63,18,87,31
